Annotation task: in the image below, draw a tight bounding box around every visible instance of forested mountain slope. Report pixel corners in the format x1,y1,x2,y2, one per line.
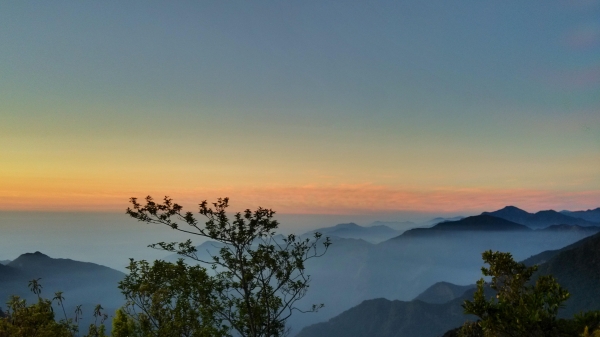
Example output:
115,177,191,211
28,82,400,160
534,231,600,317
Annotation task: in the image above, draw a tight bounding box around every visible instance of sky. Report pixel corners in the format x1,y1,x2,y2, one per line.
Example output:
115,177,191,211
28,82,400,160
1,1,599,220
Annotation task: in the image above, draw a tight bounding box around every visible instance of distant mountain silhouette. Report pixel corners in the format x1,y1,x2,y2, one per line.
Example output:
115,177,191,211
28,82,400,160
419,216,466,228
484,206,599,229
413,282,475,304
539,224,600,233
8,252,124,279
302,223,400,243
369,221,417,231
0,260,10,265
483,205,530,222
391,215,530,240
6,252,125,295
0,252,126,328
561,208,600,223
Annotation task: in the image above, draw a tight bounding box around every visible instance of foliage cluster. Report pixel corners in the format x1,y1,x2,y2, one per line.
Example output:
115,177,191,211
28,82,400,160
117,259,227,337
0,279,108,337
459,250,600,337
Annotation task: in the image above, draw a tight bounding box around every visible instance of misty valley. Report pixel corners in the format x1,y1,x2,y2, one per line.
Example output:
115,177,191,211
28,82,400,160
1,205,600,336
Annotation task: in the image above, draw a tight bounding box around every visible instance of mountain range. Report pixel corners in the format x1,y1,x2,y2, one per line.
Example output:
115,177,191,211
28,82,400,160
302,223,401,243
303,216,469,244
368,216,465,232
391,215,530,240
308,207,600,246
561,208,600,222
483,206,599,228
296,231,600,337
285,210,599,333
1,205,598,335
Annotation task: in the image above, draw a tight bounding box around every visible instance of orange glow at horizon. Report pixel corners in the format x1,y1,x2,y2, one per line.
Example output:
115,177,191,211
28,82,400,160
1,183,598,215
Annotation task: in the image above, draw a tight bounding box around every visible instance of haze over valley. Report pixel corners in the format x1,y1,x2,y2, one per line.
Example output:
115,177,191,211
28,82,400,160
2,205,600,335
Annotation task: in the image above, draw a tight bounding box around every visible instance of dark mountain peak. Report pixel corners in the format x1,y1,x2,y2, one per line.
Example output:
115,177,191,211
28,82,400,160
483,205,530,216
25,251,49,258
10,252,52,265
8,252,125,278
500,205,527,212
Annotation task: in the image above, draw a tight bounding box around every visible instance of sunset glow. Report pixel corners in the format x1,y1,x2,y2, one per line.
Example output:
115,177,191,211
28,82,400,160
1,1,598,216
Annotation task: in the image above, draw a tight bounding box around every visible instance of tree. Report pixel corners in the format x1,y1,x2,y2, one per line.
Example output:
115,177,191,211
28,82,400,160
0,295,73,337
124,196,331,337
0,280,108,337
459,250,570,337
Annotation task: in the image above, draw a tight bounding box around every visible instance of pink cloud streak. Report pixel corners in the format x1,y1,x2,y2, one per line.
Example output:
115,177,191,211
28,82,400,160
1,184,597,214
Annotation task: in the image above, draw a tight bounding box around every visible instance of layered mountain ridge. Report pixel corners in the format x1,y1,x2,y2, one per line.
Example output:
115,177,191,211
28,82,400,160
1,205,598,335
297,231,600,337
483,206,599,228
302,222,401,243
